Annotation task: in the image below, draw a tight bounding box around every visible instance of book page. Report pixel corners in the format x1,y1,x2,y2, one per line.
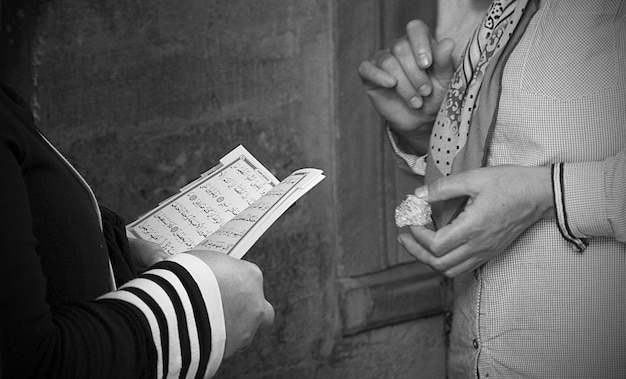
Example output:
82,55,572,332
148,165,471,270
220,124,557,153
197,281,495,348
193,168,325,259
127,145,279,254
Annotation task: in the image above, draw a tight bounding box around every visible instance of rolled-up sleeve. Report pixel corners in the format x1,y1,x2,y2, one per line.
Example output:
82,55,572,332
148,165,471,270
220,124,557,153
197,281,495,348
552,149,626,250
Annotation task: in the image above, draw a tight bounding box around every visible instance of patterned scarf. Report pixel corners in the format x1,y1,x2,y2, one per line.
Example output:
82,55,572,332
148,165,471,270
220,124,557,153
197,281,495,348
425,0,539,228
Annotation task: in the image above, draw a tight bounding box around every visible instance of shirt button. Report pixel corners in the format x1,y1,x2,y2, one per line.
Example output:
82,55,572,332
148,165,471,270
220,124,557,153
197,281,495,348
472,338,479,349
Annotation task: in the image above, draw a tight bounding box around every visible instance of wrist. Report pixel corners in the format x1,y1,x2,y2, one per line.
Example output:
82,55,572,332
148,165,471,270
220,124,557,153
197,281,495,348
539,166,556,219
520,166,555,221
387,120,433,155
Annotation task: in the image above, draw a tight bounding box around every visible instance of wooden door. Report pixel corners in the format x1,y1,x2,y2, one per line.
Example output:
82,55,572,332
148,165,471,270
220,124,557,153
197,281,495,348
335,0,448,336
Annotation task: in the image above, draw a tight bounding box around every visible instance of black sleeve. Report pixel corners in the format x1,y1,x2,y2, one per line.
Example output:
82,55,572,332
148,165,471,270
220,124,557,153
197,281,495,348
0,121,156,378
1,87,219,378
100,205,139,286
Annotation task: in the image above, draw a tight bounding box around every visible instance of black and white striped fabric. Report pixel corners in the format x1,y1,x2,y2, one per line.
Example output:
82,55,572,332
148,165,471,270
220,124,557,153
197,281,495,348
99,254,225,378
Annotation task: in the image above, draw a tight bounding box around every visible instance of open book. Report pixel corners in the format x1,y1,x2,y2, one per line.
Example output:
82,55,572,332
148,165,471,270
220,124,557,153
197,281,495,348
127,145,325,259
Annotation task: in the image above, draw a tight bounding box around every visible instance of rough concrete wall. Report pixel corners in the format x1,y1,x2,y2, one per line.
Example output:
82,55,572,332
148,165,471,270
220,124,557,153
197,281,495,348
3,0,447,377
31,0,326,220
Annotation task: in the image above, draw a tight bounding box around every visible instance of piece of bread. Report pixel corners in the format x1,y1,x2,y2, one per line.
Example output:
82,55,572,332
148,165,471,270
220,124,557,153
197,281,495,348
395,194,432,227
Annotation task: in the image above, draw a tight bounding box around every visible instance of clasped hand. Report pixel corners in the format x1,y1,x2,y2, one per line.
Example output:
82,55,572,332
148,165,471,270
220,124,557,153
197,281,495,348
358,19,455,154
399,166,555,277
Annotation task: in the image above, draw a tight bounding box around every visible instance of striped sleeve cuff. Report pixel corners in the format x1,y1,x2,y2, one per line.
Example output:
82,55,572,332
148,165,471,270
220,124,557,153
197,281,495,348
551,163,589,252
385,125,428,176
98,253,225,378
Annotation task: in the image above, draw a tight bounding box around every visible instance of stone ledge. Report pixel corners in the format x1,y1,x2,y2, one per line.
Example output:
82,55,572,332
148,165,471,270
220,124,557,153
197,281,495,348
338,263,445,336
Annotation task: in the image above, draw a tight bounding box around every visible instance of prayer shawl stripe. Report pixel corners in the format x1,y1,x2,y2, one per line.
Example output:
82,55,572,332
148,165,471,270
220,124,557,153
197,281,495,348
143,272,192,379
95,298,159,378
98,290,164,378
121,277,187,378
120,286,172,377
153,258,215,379
164,254,225,379
145,269,202,379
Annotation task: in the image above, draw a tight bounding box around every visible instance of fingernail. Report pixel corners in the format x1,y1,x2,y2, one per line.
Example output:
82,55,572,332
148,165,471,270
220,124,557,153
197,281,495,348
409,96,423,109
418,84,431,97
397,235,406,247
414,186,428,198
418,53,431,67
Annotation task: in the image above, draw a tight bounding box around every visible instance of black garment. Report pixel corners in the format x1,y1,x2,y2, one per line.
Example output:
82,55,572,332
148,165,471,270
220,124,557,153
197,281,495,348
101,205,138,287
1,83,219,379
0,83,154,378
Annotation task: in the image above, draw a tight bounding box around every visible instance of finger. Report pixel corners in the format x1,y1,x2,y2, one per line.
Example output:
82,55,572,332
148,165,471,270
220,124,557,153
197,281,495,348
357,59,397,89
144,253,167,267
398,233,442,269
399,233,477,273
431,38,456,83
443,258,484,278
399,233,462,272
148,242,171,260
128,238,169,267
390,36,432,97
410,213,475,256
362,88,424,133
409,224,459,257
375,50,424,109
406,20,433,69
414,171,477,202
261,300,275,327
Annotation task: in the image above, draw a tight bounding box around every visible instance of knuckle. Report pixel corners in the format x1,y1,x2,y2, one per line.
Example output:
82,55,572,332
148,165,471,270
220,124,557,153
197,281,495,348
243,261,263,279
264,302,276,324
377,54,396,71
429,179,444,195
430,260,447,272
371,49,388,65
443,270,457,279
429,240,444,257
390,38,411,56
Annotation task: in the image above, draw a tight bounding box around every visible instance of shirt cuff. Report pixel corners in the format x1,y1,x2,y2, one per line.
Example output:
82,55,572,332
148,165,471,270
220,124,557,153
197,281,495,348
552,162,610,252
385,125,428,176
